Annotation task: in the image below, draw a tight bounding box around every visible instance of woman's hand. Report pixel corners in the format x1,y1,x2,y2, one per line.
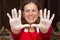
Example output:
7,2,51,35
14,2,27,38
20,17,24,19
32,9,55,33
7,8,30,34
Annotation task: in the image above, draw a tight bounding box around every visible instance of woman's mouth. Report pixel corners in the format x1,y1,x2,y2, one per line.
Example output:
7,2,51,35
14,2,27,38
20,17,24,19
28,16,34,20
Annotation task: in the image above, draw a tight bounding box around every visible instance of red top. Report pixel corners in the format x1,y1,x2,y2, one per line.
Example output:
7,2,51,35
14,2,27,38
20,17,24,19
10,26,53,40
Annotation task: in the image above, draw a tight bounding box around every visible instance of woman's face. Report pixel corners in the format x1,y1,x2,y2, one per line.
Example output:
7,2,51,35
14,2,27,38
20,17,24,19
23,2,39,24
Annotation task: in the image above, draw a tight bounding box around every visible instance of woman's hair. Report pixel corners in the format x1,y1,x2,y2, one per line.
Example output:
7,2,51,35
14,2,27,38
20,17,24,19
20,0,42,24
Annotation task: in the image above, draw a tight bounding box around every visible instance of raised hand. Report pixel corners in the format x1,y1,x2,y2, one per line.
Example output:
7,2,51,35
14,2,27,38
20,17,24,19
7,8,30,30
32,9,55,33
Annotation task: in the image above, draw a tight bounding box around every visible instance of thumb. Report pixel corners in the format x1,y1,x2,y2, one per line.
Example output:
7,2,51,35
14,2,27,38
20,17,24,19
22,24,30,28
31,24,39,27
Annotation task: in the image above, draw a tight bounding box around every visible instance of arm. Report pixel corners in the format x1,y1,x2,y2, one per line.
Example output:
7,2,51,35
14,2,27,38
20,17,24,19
31,9,55,40
40,25,53,40
7,8,30,34
7,8,30,40
32,8,55,33
10,27,24,40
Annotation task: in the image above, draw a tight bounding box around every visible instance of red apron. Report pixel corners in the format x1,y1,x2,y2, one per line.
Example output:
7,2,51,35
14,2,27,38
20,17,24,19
20,31,42,40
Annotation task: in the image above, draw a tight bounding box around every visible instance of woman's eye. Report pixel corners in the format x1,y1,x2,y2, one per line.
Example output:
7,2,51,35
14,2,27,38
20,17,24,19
24,10,37,13
32,10,36,12
25,10,29,12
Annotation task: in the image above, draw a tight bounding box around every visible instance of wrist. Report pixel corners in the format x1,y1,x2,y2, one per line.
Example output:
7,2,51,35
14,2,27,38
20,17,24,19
39,27,49,33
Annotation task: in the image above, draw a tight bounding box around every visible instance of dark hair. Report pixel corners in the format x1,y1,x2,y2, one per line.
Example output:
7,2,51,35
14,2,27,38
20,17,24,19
20,0,41,11
20,0,42,24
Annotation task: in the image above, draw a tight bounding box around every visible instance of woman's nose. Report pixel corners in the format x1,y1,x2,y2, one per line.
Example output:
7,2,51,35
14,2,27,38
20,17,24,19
29,11,33,16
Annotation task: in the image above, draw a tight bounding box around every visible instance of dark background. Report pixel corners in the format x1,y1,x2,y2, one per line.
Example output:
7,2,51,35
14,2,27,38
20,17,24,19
0,0,60,30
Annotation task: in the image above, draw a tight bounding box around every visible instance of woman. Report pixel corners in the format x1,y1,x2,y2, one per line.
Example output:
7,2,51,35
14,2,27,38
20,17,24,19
7,0,55,40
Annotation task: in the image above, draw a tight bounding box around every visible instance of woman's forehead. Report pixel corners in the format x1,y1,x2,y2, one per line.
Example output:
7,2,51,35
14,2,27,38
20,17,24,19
24,2,38,10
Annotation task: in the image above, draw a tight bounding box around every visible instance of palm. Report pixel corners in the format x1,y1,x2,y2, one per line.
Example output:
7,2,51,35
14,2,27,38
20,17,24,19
32,9,55,29
7,8,30,29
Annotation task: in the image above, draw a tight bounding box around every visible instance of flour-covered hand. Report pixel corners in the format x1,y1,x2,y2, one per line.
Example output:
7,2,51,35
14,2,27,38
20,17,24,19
32,8,55,32
7,8,30,30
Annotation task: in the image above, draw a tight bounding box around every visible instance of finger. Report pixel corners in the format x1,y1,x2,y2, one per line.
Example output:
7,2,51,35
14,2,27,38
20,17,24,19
7,13,11,20
44,8,47,19
11,9,15,18
31,24,39,27
18,10,21,19
18,10,21,23
50,14,55,21
40,10,43,19
47,10,50,19
22,24,30,28
14,8,18,18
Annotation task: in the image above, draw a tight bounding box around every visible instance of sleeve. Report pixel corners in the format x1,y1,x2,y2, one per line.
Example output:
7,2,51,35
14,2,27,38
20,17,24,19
10,27,24,40
39,25,53,40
